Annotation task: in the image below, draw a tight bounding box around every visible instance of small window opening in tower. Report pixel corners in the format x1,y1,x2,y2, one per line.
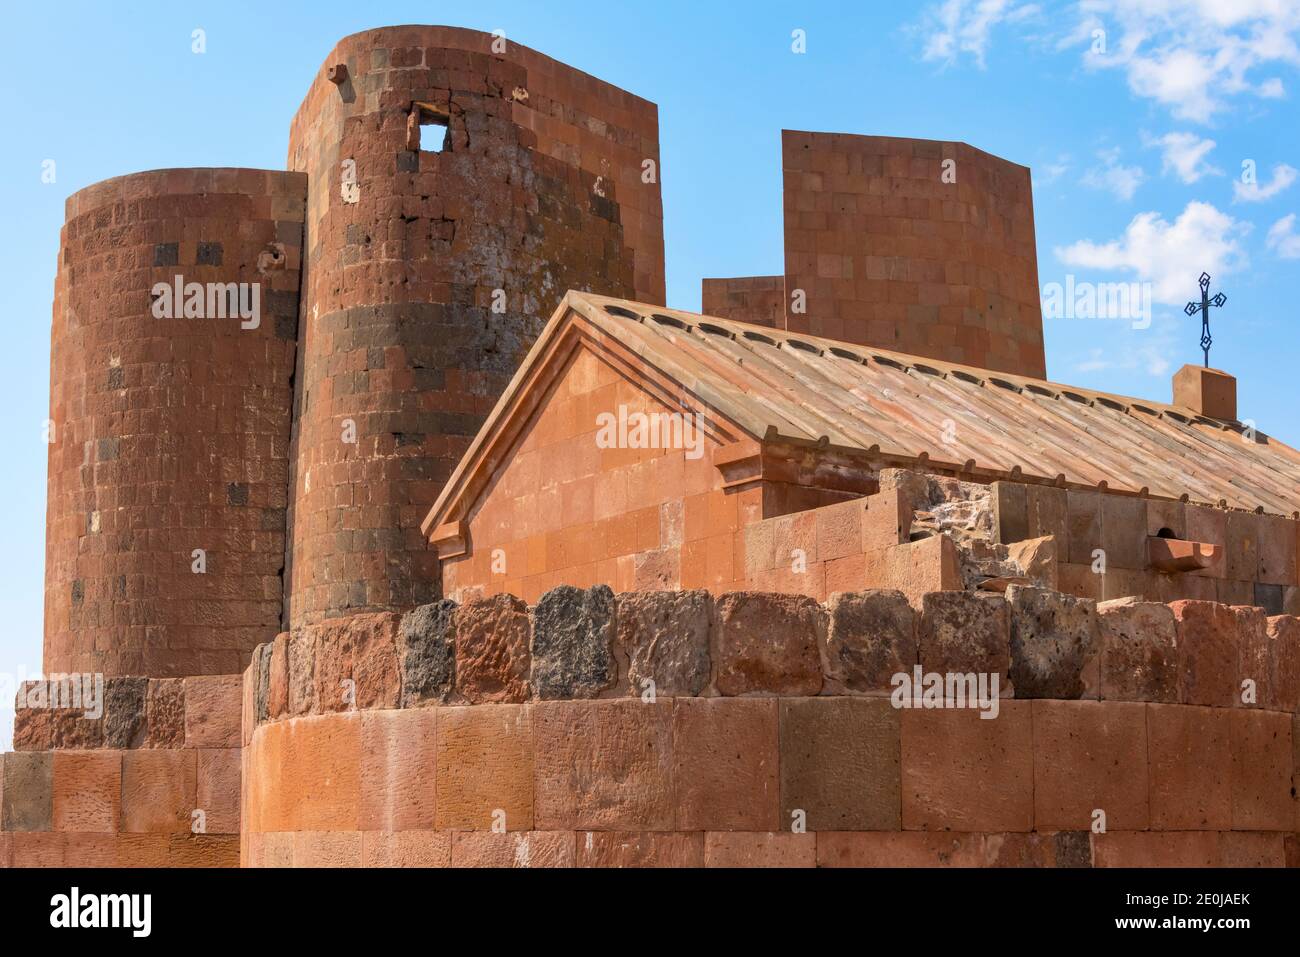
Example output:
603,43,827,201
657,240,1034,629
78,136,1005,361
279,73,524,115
414,102,450,153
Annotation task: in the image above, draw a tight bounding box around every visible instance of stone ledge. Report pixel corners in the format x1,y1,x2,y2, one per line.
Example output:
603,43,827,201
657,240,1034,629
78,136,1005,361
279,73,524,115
12,674,242,752
245,585,1300,732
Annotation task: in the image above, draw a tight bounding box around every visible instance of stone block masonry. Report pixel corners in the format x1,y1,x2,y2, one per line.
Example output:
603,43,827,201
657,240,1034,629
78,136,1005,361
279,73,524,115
47,168,306,678
282,25,665,628
235,585,1300,867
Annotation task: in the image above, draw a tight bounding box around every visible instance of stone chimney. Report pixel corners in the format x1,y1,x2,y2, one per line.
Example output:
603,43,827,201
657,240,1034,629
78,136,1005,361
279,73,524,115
1172,364,1236,421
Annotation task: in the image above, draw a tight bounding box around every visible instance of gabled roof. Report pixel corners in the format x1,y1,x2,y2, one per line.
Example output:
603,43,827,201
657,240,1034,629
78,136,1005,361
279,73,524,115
424,291,1300,538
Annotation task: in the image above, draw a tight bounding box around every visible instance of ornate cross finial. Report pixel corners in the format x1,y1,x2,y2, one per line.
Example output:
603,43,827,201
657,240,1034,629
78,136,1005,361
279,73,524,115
1183,272,1226,368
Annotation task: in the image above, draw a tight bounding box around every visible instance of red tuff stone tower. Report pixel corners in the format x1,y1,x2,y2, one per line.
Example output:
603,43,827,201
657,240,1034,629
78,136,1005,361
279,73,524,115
46,168,306,678
282,25,665,627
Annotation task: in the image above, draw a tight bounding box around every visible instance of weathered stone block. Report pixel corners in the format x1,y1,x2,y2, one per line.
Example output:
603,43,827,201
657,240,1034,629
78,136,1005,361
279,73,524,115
144,678,184,748
575,832,703,867
1097,598,1178,702
183,675,242,749
1229,709,1293,831
1169,600,1238,708
823,590,917,693
1031,700,1148,829
900,702,1033,831
435,705,533,831
2,752,53,831
288,627,316,716
360,710,437,831
917,590,1010,682
103,676,148,748
715,592,824,696
674,697,779,831
120,750,196,834
52,751,121,833
399,599,456,707
1265,615,1300,712
703,832,816,868
451,831,576,868
1007,584,1100,698
1146,703,1231,829
362,830,451,867
615,589,711,697
454,594,531,704
779,697,900,830
534,699,673,831
532,585,616,699
267,632,290,719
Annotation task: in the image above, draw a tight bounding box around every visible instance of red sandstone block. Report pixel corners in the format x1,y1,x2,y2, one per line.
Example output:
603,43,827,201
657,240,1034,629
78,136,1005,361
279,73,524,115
817,831,985,867
435,705,533,831
1169,601,1239,708
120,750,197,834
183,674,242,749
1146,703,1232,830
1219,832,1285,867
197,748,241,835
816,499,865,561
361,830,452,867
575,831,704,867
10,832,68,867
1031,700,1149,830
704,832,816,868
673,697,779,831
1091,831,1219,867
779,697,900,830
534,699,673,830
360,709,437,831
1265,615,1300,712
52,751,121,833
62,833,121,867
1229,709,1293,830
168,833,240,867
267,632,289,719
984,831,1093,867
255,714,361,832
292,831,362,867
313,613,402,713
714,592,825,696
451,831,576,868
1256,514,1297,585
900,702,1034,832
113,834,171,868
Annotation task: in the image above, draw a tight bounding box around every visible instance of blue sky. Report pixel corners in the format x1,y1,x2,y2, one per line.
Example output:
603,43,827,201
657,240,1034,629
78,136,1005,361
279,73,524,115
2,0,1297,745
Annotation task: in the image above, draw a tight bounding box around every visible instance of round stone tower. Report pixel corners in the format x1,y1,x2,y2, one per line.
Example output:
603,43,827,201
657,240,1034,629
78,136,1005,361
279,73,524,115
283,25,664,626
45,168,306,677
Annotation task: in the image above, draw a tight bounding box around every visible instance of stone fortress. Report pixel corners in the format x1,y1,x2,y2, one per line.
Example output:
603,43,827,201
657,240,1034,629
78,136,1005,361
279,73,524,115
2,25,1297,868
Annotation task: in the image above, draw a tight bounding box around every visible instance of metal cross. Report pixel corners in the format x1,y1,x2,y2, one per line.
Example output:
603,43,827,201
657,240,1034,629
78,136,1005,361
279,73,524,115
1183,272,1226,368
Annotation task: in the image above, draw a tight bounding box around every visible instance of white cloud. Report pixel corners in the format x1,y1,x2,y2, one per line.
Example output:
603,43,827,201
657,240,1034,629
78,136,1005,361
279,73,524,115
1056,200,1249,303
1267,213,1300,258
1149,131,1220,183
1081,147,1146,200
1078,1,1300,120
917,1,1300,120
920,0,1042,68
1234,162,1298,201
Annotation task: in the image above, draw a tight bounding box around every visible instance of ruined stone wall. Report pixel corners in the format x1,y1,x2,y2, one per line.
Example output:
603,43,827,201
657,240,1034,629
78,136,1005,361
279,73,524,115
283,26,665,628
239,585,1300,867
782,131,1045,378
0,674,242,867
46,169,305,678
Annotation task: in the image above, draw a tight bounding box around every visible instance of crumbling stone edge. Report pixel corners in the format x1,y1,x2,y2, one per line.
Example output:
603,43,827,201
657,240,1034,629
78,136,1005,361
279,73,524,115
244,584,1300,736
